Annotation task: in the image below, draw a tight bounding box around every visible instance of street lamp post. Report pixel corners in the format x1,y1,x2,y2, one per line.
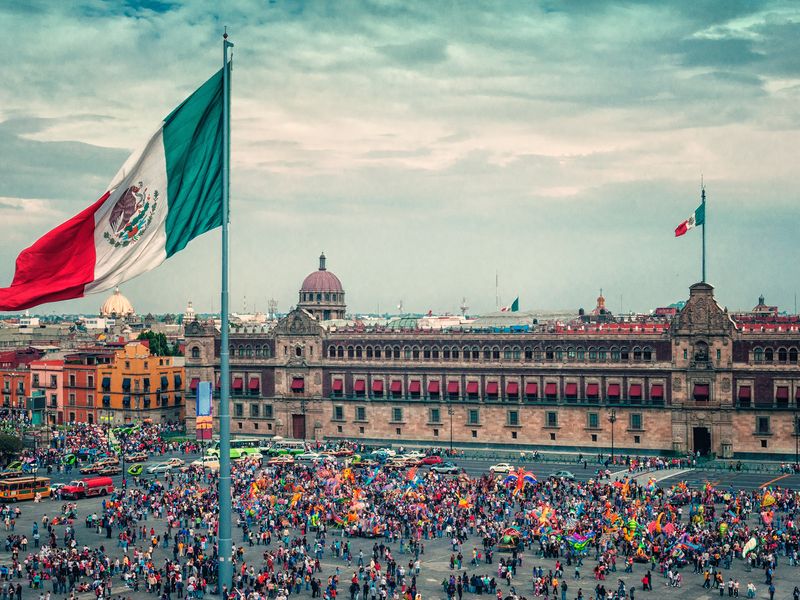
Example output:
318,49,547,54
608,409,617,463
795,413,799,471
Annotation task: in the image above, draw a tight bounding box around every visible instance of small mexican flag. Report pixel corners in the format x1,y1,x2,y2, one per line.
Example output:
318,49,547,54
501,297,519,312
674,202,705,237
0,68,226,311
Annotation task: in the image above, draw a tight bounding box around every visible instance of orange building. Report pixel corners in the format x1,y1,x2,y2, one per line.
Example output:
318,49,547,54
63,350,113,424
97,342,185,425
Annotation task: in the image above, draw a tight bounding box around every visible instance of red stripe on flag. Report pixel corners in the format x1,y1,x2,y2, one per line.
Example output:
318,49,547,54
0,192,109,311
674,219,689,237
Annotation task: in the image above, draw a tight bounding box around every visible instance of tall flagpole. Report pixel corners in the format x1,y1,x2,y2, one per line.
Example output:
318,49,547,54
218,28,234,593
701,182,706,283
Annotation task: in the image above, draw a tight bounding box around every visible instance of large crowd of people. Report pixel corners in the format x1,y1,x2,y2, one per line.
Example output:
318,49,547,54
0,429,799,600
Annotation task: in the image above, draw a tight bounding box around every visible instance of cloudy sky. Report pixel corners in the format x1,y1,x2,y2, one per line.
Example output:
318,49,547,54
1,0,799,316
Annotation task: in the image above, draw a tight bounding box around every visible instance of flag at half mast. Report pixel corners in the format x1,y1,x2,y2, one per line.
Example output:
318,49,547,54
0,68,225,311
500,297,520,312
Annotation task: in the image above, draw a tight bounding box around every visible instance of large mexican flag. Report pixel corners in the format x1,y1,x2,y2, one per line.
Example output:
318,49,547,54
0,68,225,311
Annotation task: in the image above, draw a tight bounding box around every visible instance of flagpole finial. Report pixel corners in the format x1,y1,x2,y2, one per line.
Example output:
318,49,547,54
223,26,228,40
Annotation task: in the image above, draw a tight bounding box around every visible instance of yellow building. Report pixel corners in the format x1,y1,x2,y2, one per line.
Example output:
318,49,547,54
97,342,185,425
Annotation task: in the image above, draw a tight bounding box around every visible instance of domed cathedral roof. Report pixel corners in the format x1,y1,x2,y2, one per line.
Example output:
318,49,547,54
300,253,344,293
100,287,135,318
298,253,346,321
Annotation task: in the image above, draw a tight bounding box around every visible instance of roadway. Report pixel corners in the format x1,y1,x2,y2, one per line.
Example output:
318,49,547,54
35,452,800,491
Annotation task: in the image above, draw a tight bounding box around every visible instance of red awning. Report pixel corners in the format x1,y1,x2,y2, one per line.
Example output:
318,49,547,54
525,382,538,397
586,383,599,397
390,380,402,394
190,378,199,392
447,381,459,395
466,381,479,395
409,380,421,394
776,386,789,400
233,377,243,390
650,384,664,399
506,382,519,396
332,379,343,392
565,383,578,397
291,377,304,392
545,382,557,396
486,382,499,395
607,383,621,397
372,379,384,393
738,385,751,399
248,377,260,391
629,384,642,398
354,379,366,393
693,383,709,400
428,380,440,394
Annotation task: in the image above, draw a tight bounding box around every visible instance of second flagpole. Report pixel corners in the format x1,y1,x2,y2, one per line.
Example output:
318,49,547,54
218,28,234,593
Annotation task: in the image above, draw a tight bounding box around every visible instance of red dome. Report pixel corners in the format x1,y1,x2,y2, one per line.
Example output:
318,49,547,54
301,270,343,293
300,253,343,293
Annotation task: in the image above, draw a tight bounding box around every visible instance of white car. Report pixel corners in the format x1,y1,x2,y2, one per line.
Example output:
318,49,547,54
165,458,185,467
375,448,396,457
402,452,425,460
191,457,220,468
489,463,514,474
147,462,174,474
236,452,263,462
296,452,322,462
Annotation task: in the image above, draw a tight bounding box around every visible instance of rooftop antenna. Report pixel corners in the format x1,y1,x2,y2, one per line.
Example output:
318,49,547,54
460,297,469,317
397,300,404,314
495,271,499,311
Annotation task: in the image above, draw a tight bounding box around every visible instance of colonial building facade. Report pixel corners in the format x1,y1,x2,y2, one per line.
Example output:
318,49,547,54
184,274,800,459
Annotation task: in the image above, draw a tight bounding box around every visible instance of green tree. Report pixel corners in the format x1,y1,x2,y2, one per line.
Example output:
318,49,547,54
0,433,23,460
137,331,171,356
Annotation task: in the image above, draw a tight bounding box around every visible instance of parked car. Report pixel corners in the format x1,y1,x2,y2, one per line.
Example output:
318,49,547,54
124,452,148,463
267,455,295,465
549,470,576,481
420,455,443,466
402,451,425,460
191,457,221,469
97,464,122,476
297,452,322,462
147,462,175,474
489,463,514,474
431,461,460,474
165,458,185,467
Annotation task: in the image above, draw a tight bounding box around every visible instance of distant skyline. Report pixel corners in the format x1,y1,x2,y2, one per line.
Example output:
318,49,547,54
1,1,799,316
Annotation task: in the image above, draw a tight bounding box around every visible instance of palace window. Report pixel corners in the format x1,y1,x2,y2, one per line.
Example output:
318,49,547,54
468,409,480,425
333,406,344,421
250,404,259,418
507,410,519,426
545,411,558,428
234,404,243,417
355,406,366,421
263,405,273,419
391,407,404,423
587,412,599,429
629,413,643,430
756,416,770,435
429,408,441,424
765,348,774,362
191,347,200,359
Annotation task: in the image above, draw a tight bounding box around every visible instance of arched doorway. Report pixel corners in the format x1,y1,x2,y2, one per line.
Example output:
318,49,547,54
693,427,711,456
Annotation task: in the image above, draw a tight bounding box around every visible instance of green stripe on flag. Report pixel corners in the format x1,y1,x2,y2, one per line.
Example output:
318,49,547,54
162,68,225,257
694,202,705,226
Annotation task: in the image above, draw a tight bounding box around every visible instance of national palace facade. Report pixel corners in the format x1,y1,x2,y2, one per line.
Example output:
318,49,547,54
184,258,800,460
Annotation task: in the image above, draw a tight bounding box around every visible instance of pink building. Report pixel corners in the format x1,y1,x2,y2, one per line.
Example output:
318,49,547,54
30,359,64,425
